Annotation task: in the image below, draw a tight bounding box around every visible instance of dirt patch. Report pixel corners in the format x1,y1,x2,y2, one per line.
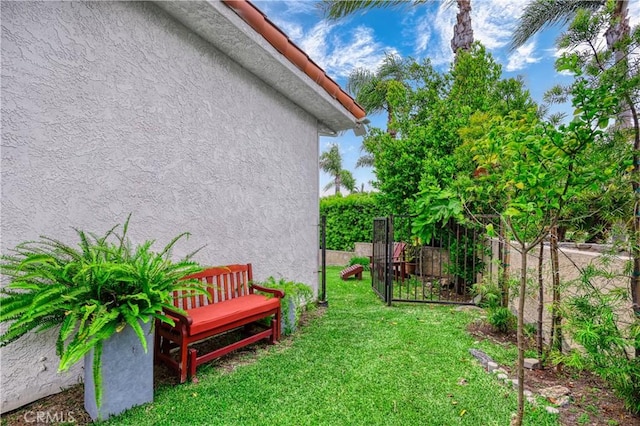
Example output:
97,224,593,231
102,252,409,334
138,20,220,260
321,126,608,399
0,306,326,426
468,321,640,426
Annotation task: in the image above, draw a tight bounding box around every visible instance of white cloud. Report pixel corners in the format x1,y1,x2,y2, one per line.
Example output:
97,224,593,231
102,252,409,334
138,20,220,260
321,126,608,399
505,40,541,71
471,0,523,49
411,1,524,67
291,21,397,78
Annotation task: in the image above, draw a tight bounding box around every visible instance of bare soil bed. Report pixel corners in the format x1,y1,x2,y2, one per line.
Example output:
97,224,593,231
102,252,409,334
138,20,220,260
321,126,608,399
468,321,640,426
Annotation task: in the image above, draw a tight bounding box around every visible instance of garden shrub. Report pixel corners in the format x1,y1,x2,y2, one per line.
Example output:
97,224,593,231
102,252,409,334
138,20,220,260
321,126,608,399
558,262,640,414
320,193,383,251
348,256,370,271
472,279,516,333
259,277,314,335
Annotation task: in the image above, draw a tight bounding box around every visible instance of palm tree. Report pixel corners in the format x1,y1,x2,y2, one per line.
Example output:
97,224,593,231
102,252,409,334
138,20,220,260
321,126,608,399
324,169,357,194
322,0,474,54
346,53,408,139
319,144,345,195
510,0,629,53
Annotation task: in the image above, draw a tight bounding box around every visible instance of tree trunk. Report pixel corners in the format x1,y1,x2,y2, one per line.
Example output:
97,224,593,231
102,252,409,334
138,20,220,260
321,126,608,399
514,243,528,426
537,240,544,361
500,222,511,307
549,226,563,354
387,105,397,139
606,1,633,130
451,0,474,54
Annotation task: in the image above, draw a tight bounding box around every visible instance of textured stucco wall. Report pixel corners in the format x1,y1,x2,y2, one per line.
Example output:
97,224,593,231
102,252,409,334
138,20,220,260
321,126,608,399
485,241,634,351
1,1,320,412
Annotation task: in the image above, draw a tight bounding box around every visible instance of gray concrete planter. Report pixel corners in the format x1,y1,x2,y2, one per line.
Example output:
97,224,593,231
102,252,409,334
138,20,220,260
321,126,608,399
280,293,313,335
84,320,154,421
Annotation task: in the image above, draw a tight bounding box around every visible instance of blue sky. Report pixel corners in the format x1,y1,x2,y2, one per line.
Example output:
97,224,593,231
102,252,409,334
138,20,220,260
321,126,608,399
252,1,639,196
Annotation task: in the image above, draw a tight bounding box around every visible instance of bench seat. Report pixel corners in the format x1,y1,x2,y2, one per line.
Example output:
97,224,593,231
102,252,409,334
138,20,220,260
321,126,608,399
186,294,281,335
155,263,284,383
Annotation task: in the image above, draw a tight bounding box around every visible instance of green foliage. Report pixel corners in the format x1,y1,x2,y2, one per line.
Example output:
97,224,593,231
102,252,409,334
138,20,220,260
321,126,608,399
487,307,517,334
0,216,205,408
258,277,314,335
348,256,370,271
412,186,464,243
556,260,640,414
320,193,383,251
473,279,516,333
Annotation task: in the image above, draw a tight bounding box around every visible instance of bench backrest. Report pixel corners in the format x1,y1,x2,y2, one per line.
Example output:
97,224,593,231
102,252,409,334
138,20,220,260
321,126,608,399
172,263,254,310
392,242,406,262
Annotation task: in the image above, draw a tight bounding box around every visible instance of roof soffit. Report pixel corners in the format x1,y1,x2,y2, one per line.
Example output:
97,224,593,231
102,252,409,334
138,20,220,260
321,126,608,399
155,0,362,133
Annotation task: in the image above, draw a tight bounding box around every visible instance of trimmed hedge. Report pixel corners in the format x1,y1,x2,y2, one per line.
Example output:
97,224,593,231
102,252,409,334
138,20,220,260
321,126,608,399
320,193,383,251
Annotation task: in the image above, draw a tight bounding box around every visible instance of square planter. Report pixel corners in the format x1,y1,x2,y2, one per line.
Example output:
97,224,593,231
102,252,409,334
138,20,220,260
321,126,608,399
84,320,154,421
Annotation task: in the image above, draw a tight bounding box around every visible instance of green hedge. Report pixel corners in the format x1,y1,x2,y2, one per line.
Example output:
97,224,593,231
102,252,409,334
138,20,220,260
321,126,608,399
320,193,383,251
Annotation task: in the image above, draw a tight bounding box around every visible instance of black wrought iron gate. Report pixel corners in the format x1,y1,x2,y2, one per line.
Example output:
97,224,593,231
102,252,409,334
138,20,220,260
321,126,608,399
371,215,499,306
372,217,393,305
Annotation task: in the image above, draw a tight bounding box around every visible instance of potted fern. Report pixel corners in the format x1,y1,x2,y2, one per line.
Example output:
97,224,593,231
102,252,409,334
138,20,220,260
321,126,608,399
0,216,205,420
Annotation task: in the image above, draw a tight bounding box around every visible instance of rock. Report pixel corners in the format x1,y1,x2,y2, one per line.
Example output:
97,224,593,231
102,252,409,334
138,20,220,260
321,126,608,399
487,361,498,372
511,378,519,389
493,368,507,375
469,348,495,368
523,390,533,398
524,358,541,370
545,406,560,415
550,395,571,407
496,373,508,381
526,396,537,405
539,385,570,400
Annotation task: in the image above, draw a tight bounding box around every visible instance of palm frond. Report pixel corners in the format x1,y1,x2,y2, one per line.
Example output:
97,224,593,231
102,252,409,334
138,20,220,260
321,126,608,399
321,0,408,20
510,0,605,51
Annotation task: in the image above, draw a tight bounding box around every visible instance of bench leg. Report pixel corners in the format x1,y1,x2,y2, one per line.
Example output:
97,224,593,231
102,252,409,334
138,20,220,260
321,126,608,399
271,309,282,344
189,348,198,384
179,341,189,384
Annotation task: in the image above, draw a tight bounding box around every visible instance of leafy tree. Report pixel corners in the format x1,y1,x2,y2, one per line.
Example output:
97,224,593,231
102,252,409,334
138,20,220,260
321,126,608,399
438,8,638,421
366,44,534,217
511,0,633,128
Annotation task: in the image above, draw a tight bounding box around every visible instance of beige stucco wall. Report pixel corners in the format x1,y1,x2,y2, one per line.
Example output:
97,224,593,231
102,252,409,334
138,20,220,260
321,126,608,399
1,1,322,412
486,240,634,350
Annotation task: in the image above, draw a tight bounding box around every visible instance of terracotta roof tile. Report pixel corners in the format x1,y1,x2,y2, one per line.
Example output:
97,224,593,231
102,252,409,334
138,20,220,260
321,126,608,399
222,0,366,120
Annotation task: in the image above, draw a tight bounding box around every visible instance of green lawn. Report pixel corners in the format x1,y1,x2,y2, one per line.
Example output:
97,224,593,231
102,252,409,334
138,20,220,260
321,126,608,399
108,267,558,425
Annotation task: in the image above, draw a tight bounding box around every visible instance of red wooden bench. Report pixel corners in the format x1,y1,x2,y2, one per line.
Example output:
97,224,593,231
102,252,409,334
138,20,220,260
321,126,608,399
154,263,284,383
340,264,364,280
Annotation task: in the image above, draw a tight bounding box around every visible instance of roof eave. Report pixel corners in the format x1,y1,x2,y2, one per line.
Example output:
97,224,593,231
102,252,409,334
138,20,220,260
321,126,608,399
155,0,364,134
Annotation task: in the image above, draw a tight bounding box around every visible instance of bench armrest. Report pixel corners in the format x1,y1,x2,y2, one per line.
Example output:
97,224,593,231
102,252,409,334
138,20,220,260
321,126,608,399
251,284,285,299
163,306,193,327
